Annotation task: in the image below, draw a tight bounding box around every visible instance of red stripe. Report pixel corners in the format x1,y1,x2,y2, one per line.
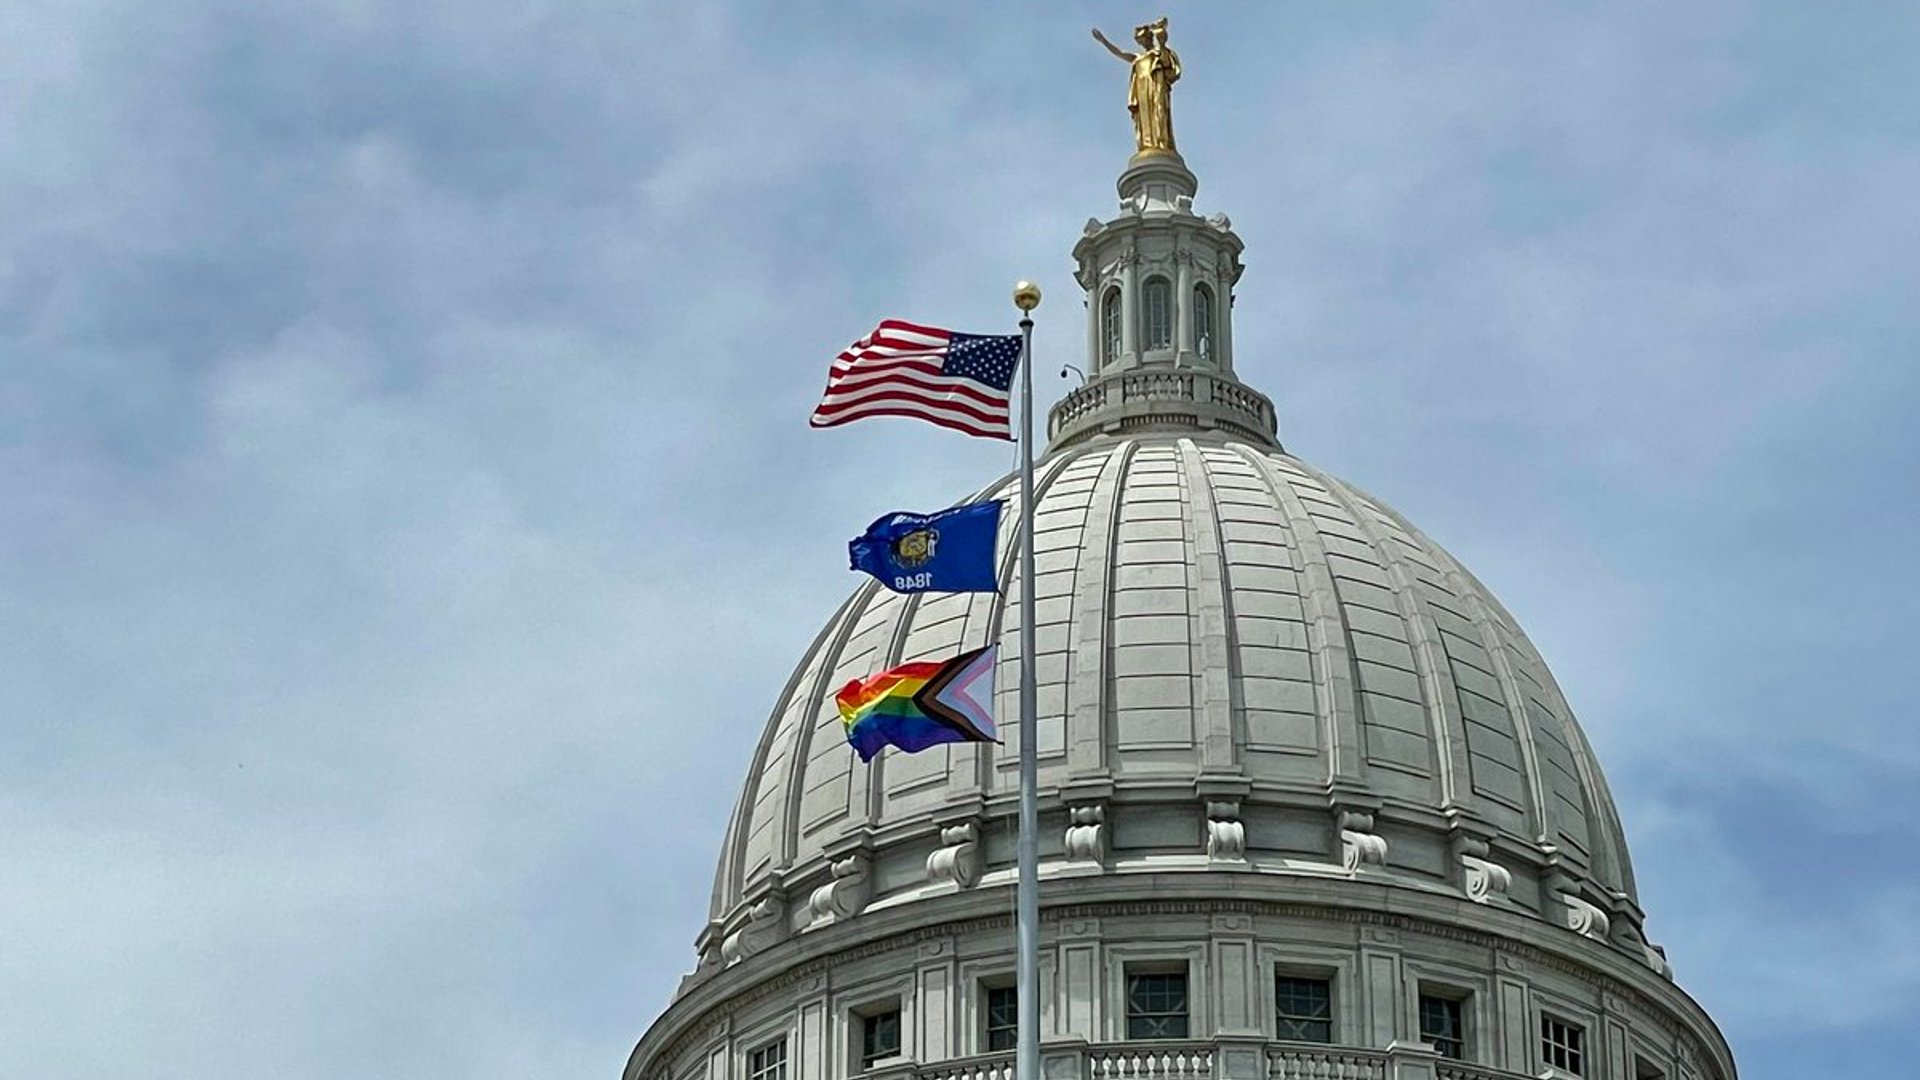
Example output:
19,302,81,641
872,319,951,341
811,404,1011,440
810,384,1013,422
830,356,947,378
824,368,1008,408
813,386,1008,426
838,342,945,364
840,322,949,354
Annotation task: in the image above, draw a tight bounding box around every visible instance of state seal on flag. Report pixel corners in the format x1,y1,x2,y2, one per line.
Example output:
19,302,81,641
893,527,938,568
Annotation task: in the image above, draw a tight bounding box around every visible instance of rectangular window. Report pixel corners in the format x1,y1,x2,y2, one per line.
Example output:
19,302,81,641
860,1008,902,1069
1274,975,1333,1043
1541,1014,1585,1076
1418,994,1465,1060
1125,970,1190,1040
747,1038,787,1080
1634,1057,1667,1080
985,985,1018,1052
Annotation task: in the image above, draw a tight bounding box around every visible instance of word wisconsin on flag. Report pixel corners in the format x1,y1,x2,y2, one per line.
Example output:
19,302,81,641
837,645,999,762
850,501,1002,594
810,319,1021,440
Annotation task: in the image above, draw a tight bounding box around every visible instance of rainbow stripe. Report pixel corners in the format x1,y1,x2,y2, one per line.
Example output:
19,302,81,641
837,647,998,762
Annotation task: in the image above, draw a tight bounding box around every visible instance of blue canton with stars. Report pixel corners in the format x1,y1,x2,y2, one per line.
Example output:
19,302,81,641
942,333,1022,390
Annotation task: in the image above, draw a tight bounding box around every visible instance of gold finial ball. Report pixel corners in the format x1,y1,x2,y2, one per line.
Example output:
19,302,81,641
1012,280,1042,312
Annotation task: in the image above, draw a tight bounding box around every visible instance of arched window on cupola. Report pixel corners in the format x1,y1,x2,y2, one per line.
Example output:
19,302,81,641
1101,286,1123,369
1193,283,1216,364
1142,276,1173,351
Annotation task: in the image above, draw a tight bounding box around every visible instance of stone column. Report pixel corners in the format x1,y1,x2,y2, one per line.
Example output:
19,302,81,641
1216,276,1235,375
1082,278,1098,372
1175,252,1194,367
1120,249,1140,368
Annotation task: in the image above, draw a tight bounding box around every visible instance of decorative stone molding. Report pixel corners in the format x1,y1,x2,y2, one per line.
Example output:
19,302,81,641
1337,811,1388,873
1451,836,1512,904
926,822,981,889
1557,891,1612,941
1211,912,1253,934
719,894,786,966
1205,800,1246,861
1065,804,1106,862
1363,926,1400,946
805,852,872,926
1642,941,1674,980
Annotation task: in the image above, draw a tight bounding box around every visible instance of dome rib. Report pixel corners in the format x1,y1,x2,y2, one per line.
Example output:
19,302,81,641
1319,473,1470,812
1236,447,1367,788
775,579,881,871
1066,440,1136,777
1179,439,1242,772
986,447,1088,790
712,589,859,919
1418,517,1557,845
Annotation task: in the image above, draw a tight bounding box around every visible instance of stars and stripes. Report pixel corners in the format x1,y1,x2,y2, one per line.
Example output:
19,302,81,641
810,319,1022,440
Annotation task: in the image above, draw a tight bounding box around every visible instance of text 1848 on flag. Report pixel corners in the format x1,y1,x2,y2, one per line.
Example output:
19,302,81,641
810,319,1021,440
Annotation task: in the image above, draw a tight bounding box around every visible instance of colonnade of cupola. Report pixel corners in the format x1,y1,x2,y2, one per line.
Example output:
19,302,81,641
1051,153,1279,451
1076,155,1242,376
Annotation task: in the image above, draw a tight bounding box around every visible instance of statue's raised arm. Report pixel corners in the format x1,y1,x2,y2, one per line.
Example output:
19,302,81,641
1091,27,1136,62
1094,18,1180,157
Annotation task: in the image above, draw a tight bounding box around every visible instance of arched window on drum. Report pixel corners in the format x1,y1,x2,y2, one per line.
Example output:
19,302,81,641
1101,286,1123,370
1142,276,1173,351
1192,283,1216,364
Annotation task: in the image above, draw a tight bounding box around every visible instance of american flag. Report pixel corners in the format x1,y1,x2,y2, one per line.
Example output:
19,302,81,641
810,319,1022,440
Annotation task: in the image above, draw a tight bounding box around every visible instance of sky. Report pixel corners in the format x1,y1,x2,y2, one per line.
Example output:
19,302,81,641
2,2,1917,1078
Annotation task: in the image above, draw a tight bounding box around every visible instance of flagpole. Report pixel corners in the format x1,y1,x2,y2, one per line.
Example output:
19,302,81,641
1010,280,1042,1080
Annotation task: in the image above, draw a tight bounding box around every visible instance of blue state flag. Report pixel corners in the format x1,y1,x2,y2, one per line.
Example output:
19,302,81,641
850,501,1002,594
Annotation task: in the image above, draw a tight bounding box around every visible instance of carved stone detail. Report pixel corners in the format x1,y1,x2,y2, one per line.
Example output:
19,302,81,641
1065,804,1106,862
1557,891,1612,940
1205,800,1246,861
1452,836,1512,904
719,894,787,966
1338,810,1388,873
926,822,981,888
806,853,872,926
1210,912,1253,934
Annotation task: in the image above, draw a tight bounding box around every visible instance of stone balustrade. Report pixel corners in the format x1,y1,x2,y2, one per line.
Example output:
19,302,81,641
865,1040,1536,1080
1046,368,1278,449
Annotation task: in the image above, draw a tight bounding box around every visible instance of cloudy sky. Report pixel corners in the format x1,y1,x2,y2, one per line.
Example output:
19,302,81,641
4,2,1917,1077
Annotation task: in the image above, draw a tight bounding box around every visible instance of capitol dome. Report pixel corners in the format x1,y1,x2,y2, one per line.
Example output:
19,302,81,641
628,154,1734,1080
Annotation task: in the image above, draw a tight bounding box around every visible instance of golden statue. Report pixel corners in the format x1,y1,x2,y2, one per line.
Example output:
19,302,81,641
1092,17,1182,156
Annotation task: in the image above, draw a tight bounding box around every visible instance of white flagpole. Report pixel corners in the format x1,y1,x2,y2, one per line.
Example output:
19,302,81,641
1010,280,1042,1080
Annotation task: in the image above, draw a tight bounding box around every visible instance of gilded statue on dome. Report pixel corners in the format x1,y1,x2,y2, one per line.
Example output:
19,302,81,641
1092,17,1181,156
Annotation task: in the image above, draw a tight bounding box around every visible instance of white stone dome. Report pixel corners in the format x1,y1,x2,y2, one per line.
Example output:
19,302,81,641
700,426,1661,977
635,150,1737,1080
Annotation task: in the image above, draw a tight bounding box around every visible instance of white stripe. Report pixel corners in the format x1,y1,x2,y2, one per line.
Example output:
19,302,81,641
832,350,947,373
813,398,1009,438
818,377,1009,414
